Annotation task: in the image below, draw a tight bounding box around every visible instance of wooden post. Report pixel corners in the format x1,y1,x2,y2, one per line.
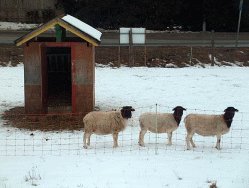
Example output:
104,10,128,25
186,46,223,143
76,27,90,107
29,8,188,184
190,47,193,66
144,45,147,66
129,28,133,67
118,31,121,68
211,30,215,66
118,45,121,67
55,24,62,42
144,31,147,66
236,0,244,47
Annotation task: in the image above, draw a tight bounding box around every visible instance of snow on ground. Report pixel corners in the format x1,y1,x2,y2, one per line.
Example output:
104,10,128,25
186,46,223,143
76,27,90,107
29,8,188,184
0,22,40,30
0,64,249,188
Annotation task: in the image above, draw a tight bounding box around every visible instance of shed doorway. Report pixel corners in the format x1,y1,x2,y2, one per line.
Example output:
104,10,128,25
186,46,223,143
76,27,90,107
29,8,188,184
46,47,72,112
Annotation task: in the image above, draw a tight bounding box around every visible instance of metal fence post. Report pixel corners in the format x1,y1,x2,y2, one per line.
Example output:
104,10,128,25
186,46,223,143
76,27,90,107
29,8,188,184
155,103,158,155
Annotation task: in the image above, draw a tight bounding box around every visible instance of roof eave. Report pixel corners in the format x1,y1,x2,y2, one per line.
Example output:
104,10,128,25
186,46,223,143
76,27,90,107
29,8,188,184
57,19,101,46
15,17,101,46
14,18,59,46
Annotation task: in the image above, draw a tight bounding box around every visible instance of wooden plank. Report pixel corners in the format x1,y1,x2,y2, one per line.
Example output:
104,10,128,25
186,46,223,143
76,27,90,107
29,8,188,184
57,20,100,46
15,19,58,46
15,16,101,46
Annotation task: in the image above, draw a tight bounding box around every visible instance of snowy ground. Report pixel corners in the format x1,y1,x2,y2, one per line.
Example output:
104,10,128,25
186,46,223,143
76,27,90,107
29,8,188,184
0,64,249,188
0,22,40,31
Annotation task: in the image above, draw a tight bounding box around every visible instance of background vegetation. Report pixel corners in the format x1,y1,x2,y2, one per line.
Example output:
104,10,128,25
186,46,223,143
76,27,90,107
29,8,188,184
57,0,249,31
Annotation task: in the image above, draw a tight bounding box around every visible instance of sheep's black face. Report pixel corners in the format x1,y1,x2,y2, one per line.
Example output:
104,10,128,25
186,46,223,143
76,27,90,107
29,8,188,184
224,107,239,118
224,107,239,128
121,106,135,119
172,106,186,126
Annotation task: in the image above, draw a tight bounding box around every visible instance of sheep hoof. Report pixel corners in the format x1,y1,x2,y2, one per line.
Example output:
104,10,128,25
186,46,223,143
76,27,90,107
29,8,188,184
167,143,173,146
139,142,145,147
83,146,88,149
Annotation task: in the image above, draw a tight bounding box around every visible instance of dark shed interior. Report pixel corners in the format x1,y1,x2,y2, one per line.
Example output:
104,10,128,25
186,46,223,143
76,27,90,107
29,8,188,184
47,47,71,108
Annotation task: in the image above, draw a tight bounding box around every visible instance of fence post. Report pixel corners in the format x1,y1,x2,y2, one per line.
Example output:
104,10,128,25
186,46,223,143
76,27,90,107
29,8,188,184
129,28,133,67
190,47,193,66
144,45,147,66
211,30,215,66
118,45,121,67
144,31,147,66
155,103,158,155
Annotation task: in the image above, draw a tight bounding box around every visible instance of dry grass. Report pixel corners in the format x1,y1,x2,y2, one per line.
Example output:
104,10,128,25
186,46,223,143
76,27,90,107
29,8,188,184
207,180,218,188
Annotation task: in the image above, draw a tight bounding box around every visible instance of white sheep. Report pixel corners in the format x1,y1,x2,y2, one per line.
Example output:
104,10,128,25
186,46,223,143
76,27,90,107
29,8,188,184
139,106,186,146
184,107,239,150
83,106,135,149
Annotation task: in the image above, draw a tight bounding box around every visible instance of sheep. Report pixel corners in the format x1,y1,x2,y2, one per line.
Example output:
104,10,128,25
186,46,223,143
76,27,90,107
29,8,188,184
184,107,239,150
139,106,186,146
83,106,135,149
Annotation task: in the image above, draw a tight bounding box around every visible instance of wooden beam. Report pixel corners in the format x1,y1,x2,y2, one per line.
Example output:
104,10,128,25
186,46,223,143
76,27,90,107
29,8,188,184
15,16,101,46
15,19,58,46
58,20,100,46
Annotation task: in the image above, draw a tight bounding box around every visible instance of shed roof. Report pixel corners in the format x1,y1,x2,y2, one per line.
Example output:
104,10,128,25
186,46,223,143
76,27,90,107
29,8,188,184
14,15,102,46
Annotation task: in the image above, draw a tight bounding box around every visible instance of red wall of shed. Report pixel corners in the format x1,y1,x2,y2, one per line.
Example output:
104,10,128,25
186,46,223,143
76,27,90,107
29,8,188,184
24,43,42,114
23,42,95,114
74,43,95,114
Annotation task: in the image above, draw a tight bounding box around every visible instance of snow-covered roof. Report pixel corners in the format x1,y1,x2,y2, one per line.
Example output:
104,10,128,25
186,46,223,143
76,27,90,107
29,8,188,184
62,15,101,42
15,14,102,46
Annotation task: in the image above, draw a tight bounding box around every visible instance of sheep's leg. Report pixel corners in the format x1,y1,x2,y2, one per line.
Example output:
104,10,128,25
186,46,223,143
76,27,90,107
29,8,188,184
186,132,195,150
139,129,147,146
113,132,119,148
83,132,88,149
167,132,173,145
190,137,196,148
215,135,221,150
83,132,91,149
87,133,92,146
186,134,191,150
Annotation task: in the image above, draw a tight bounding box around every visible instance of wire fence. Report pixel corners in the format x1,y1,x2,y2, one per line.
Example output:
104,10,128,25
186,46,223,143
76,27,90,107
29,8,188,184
95,46,249,67
1,44,249,67
0,105,248,156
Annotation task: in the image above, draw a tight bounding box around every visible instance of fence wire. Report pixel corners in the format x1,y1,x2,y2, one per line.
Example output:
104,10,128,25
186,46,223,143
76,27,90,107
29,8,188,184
95,46,249,67
0,105,248,156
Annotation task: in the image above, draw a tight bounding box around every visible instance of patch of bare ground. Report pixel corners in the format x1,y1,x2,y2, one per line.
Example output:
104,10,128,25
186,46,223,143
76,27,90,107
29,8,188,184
2,107,84,131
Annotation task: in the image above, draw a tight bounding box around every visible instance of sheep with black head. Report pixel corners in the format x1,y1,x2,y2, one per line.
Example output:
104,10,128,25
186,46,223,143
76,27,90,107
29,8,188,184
139,106,186,146
83,106,135,149
184,107,239,150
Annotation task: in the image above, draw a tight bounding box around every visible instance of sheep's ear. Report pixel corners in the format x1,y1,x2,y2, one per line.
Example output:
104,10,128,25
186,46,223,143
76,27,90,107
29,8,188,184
173,107,186,111
183,108,186,111
224,107,239,112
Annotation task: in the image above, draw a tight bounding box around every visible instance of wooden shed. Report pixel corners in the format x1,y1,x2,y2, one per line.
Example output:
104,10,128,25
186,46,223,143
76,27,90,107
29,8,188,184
14,15,102,114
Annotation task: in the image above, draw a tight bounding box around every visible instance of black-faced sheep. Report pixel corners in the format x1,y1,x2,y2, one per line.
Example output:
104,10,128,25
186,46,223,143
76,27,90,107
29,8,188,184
184,107,239,150
83,106,135,149
139,106,186,146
